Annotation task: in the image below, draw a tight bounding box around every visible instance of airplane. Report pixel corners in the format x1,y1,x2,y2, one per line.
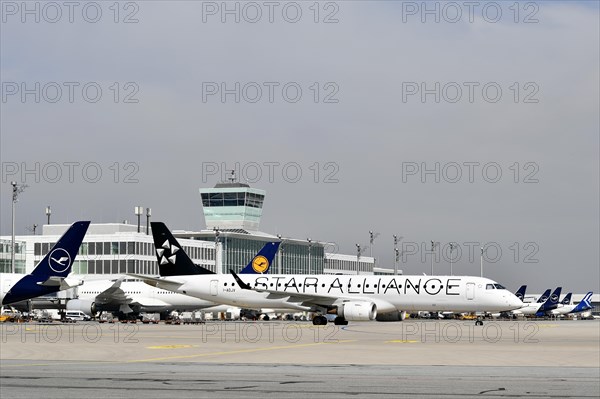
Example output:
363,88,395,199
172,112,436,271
511,288,551,316
534,287,562,317
1,221,90,306
132,223,523,326
64,222,280,318
549,292,593,316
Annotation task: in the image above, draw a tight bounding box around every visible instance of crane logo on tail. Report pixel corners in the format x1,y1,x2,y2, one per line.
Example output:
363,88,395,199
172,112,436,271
252,255,269,273
48,248,72,273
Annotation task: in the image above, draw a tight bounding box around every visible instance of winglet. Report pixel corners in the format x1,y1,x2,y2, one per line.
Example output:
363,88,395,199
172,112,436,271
230,269,251,290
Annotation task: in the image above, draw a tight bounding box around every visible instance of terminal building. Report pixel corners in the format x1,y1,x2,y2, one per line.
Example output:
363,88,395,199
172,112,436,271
0,180,379,277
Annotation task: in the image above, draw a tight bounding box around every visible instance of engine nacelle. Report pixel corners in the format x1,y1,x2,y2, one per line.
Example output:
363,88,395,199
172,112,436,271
337,302,377,321
66,299,96,315
376,310,407,322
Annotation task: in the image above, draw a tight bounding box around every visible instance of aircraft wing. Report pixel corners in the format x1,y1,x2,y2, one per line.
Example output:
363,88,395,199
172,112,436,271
127,274,185,292
94,276,130,305
230,270,381,309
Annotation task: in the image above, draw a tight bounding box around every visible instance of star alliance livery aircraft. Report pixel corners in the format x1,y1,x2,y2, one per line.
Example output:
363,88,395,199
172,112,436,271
64,222,272,318
134,223,523,325
1,221,90,305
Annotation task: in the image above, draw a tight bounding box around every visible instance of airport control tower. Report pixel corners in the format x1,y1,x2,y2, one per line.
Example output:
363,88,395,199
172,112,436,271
199,172,266,231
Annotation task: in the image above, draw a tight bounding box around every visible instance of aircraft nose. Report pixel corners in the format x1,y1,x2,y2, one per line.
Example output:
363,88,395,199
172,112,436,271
507,293,523,310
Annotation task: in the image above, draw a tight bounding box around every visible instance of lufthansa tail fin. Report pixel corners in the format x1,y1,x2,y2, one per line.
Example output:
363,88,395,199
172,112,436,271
2,221,90,305
151,222,214,276
537,289,551,303
31,221,90,279
540,287,562,311
239,242,280,274
515,285,527,302
561,292,572,305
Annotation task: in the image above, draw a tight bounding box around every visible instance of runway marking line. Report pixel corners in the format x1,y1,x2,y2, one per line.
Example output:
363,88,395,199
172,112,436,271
147,344,199,349
127,339,357,363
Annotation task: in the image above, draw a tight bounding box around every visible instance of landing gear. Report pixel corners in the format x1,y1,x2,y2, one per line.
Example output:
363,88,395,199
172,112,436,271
475,316,484,326
334,317,348,326
312,315,328,325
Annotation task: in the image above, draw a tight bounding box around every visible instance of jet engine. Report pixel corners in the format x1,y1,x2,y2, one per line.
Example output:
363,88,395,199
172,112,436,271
376,310,408,322
334,302,377,321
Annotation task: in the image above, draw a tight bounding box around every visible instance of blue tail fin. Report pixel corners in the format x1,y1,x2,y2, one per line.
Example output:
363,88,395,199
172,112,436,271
540,287,562,311
561,293,572,305
3,221,90,305
537,289,551,303
31,221,90,279
239,242,280,274
151,222,214,276
572,292,593,313
515,285,527,302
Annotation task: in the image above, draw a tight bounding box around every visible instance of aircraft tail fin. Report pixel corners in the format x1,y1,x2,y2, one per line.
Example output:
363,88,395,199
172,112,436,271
3,221,89,305
239,242,280,274
541,287,562,311
561,293,572,305
537,289,551,303
151,222,214,276
515,285,527,302
572,292,593,313
31,221,90,279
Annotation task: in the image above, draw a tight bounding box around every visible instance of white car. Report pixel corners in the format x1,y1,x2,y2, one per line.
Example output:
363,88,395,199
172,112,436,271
64,310,91,322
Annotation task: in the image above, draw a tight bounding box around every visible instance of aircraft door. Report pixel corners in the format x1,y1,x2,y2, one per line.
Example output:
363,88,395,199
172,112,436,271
210,280,218,296
466,282,475,300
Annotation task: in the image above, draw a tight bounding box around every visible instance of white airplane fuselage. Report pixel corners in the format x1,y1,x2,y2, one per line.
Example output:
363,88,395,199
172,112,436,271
146,274,523,315
73,279,231,314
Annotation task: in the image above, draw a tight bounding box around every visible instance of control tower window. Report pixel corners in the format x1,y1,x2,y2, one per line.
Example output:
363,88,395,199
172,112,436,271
223,192,237,207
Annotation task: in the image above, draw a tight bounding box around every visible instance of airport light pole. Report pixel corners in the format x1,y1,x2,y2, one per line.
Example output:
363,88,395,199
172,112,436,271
11,182,27,273
356,244,361,275
146,208,151,235
430,240,437,275
214,227,221,273
134,206,143,233
480,246,484,277
307,238,312,274
449,242,455,276
45,206,51,225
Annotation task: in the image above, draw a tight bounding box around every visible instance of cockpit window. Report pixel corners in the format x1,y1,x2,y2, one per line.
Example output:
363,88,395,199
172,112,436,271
494,284,506,289
486,284,495,290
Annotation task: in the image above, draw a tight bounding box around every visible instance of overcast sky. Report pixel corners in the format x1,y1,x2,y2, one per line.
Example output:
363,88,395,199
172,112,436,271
1,1,598,293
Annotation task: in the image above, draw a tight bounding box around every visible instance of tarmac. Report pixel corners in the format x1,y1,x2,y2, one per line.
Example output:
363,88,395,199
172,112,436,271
1,320,599,398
